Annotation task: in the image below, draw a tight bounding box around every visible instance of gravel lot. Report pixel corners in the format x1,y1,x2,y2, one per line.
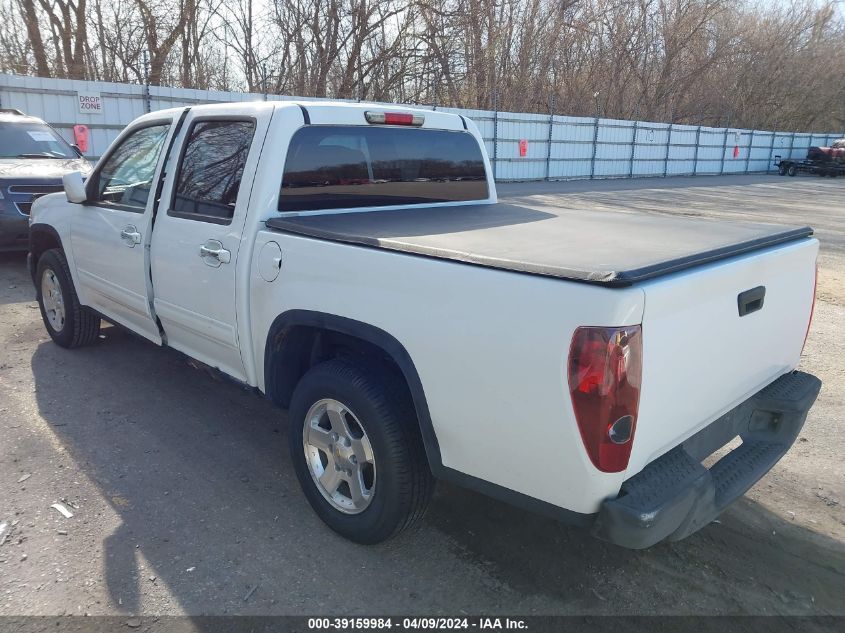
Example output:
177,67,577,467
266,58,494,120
0,174,843,617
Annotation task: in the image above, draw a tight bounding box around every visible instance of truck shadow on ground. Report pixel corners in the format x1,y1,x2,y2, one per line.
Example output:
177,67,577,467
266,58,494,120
28,321,845,617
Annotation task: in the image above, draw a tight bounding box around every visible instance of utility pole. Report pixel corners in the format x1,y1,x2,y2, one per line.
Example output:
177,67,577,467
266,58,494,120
142,51,151,114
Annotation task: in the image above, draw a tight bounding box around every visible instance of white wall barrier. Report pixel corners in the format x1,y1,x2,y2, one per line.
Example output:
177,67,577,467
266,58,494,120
2,73,841,181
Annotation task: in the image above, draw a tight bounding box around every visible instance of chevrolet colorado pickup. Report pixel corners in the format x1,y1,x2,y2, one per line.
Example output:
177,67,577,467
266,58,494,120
28,101,821,548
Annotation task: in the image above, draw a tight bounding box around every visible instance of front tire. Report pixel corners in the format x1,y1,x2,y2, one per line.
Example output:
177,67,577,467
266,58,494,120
288,358,434,544
36,249,100,348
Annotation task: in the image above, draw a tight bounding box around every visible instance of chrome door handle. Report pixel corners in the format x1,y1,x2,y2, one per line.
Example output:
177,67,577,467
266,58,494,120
120,225,141,247
199,240,231,266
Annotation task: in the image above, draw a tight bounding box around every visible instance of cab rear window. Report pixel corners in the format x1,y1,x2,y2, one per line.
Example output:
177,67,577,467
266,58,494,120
279,126,488,212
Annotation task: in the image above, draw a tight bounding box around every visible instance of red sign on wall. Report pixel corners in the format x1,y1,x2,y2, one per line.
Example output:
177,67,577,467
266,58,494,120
518,139,528,157
73,124,90,153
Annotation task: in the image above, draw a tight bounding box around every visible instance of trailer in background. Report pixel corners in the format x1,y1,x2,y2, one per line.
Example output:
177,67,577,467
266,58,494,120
776,139,845,177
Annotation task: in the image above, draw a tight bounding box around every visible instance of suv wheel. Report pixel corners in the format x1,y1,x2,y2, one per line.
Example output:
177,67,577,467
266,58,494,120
36,249,100,348
288,358,434,543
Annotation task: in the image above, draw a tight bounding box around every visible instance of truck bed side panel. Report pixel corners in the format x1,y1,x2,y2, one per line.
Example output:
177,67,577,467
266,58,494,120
250,230,645,515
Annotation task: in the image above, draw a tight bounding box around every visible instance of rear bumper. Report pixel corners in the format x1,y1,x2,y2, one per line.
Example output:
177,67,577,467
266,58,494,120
593,370,821,549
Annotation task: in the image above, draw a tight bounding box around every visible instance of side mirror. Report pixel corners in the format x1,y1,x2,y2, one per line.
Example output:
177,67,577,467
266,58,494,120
63,171,87,204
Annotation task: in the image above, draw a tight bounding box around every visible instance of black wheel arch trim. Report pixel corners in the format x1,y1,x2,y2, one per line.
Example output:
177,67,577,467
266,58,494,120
28,223,65,284
264,309,443,466
264,309,594,527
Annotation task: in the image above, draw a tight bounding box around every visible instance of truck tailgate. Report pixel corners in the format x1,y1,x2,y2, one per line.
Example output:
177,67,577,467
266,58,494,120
626,237,818,475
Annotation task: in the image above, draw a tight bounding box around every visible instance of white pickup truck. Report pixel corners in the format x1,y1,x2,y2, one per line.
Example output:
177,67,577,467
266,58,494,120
28,101,821,548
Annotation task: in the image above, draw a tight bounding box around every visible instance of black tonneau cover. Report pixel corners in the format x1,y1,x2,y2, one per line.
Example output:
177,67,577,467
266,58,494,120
265,202,813,286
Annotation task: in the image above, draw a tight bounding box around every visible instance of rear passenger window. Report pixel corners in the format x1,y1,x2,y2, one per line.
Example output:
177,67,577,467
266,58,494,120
170,120,256,223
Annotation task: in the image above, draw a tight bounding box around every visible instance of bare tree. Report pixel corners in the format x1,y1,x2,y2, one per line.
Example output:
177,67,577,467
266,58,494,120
2,0,843,130
17,0,54,76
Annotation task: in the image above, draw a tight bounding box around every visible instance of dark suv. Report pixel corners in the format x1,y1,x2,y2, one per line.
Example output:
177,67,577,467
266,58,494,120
0,109,92,252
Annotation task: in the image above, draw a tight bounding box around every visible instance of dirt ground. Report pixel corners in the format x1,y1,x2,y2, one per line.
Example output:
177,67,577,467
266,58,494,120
0,174,843,617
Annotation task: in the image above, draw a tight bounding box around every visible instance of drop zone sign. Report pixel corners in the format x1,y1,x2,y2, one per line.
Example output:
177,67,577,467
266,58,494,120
77,92,103,115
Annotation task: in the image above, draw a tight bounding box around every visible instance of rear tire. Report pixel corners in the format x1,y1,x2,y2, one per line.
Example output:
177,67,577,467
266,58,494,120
36,249,100,348
288,358,434,544
787,164,797,177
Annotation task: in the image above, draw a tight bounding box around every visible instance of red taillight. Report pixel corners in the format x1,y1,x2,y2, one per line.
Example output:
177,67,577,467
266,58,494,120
801,263,818,355
364,111,424,126
567,325,643,473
